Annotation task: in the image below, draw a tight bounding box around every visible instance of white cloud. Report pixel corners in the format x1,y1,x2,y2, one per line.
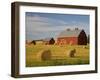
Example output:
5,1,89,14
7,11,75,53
26,14,89,40
26,15,69,32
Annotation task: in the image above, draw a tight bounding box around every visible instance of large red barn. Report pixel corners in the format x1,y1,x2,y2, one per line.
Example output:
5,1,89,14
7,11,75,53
57,28,87,45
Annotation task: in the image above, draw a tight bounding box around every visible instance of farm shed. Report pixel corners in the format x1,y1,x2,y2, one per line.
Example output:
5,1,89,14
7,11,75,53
30,39,43,45
28,38,55,45
57,28,87,45
35,40,43,45
43,38,55,45
26,40,34,44
30,40,36,45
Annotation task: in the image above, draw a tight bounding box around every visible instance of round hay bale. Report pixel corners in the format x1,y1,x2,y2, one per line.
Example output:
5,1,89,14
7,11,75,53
36,49,52,61
41,50,51,60
83,46,88,49
67,49,76,57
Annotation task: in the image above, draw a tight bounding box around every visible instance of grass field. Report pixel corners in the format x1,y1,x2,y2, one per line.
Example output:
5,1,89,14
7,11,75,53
26,44,89,67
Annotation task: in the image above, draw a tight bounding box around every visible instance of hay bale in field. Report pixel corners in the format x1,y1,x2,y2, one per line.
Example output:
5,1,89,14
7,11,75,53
41,50,51,60
36,49,52,61
67,49,76,57
83,46,88,49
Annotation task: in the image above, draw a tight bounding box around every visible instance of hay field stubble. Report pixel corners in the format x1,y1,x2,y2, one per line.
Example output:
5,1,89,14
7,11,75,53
26,44,89,67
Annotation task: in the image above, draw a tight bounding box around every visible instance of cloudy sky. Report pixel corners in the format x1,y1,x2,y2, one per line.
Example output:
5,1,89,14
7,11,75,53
25,12,90,41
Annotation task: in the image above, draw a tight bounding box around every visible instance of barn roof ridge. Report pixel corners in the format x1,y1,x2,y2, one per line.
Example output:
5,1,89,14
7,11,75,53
58,28,84,38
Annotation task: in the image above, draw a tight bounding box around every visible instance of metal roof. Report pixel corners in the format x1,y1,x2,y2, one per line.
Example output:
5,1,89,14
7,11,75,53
58,29,83,38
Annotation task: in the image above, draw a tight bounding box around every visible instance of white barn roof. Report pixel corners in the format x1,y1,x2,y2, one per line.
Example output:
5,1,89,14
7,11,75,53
58,29,84,38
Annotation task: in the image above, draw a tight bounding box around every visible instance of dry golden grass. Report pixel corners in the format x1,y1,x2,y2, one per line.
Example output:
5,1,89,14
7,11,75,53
26,44,89,67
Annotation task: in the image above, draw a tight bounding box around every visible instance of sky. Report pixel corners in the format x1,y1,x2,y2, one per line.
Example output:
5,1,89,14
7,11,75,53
25,12,90,41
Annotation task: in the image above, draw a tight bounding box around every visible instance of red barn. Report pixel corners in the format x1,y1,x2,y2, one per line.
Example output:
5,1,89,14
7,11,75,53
57,28,87,45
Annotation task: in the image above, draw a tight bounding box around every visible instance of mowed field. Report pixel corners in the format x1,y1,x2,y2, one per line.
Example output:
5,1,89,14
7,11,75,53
26,44,89,67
